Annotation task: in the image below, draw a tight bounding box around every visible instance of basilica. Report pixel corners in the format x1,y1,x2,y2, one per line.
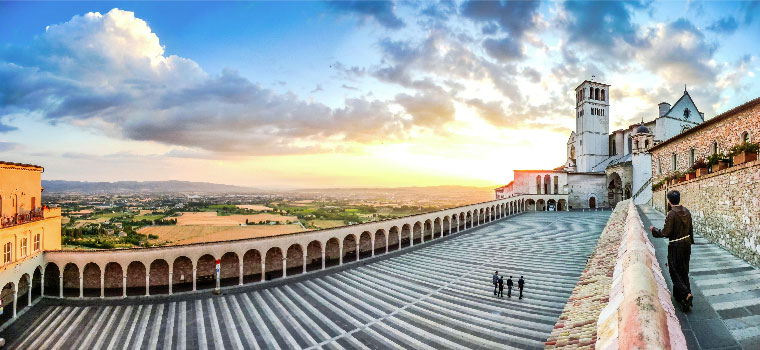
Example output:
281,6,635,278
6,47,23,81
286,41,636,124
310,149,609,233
495,79,704,210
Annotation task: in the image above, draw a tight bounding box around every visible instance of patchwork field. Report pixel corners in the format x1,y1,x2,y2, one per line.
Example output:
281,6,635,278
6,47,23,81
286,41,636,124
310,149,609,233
176,211,298,226
235,204,273,211
139,224,304,245
308,219,345,229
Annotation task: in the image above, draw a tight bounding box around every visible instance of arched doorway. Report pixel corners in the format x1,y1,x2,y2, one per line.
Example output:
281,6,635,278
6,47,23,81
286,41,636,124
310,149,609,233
374,229,386,255
126,261,146,296
149,259,170,294
195,254,216,289
43,263,60,297
104,262,123,297
589,196,597,209
242,249,262,283
62,263,80,297
172,256,193,292
547,199,557,211
536,199,546,211
387,227,400,252
342,234,357,263
359,231,372,259
412,222,422,245
31,267,42,301
443,216,450,235
264,247,283,280
220,252,240,286
82,262,101,297
400,224,411,248
306,241,322,272
608,172,623,207
324,238,340,267
285,244,303,276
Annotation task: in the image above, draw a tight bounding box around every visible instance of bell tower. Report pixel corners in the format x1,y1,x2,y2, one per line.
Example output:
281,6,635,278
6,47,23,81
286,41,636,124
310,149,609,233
574,79,610,172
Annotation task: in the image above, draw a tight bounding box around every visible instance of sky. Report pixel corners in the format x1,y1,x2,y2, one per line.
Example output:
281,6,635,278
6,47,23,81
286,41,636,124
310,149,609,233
0,1,759,189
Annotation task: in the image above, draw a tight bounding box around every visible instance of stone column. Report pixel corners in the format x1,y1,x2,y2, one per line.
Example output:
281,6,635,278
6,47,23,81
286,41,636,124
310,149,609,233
100,275,104,298
79,275,83,298
239,263,244,285
28,283,32,305
41,273,45,296
302,254,307,274
410,233,414,247
122,275,127,298
169,272,173,295
145,274,150,296
13,287,17,318
421,230,424,243
339,243,343,265
261,263,266,281
371,237,375,257
321,250,325,270
192,269,197,291
385,235,388,253
282,257,287,277
59,275,63,298
355,244,359,261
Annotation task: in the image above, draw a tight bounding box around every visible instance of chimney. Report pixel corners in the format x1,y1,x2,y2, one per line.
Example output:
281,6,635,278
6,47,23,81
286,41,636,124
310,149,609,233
658,102,670,117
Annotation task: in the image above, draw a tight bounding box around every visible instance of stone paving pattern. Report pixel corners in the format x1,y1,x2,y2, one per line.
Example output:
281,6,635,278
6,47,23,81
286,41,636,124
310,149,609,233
639,204,760,350
544,205,626,349
0,211,610,350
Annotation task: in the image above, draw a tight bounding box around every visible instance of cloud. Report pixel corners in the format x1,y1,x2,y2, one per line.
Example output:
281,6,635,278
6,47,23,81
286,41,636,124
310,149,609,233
0,119,17,132
0,141,21,152
483,36,524,62
395,91,456,128
706,16,739,34
638,18,718,84
327,1,404,29
0,9,413,155
460,0,541,38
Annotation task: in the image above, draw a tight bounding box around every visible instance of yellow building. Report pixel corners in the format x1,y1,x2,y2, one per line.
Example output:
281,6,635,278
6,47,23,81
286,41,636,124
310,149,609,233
0,161,61,321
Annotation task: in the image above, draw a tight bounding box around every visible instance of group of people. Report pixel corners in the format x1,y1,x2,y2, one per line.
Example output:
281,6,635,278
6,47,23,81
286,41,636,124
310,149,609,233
492,272,524,299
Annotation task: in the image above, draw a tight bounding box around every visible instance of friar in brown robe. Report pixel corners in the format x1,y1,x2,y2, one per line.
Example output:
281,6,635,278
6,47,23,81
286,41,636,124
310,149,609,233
650,190,694,312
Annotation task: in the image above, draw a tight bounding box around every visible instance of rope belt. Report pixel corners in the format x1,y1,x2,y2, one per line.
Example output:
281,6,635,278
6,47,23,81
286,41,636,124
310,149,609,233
669,235,691,244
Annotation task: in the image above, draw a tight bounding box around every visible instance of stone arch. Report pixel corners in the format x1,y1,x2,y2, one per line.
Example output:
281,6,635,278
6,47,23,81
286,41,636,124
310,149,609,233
62,262,80,297
306,240,322,272
526,199,536,211
172,256,194,292
31,266,42,301
149,259,170,294
544,174,551,194
443,216,451,235
16,274,30,310
423,219,433,240
0,282,14,324
325,238,341,267
459,213,465,231
220,252,240,286
126,261,146,296
536,175,541,194
537,199,547,211
547,199,557,211
264,247,284,280
433,217,442,238
741,130,751,143
601,89,606,101
196,254,216,290
286,244,304,276
242,250,262,283
484,207,490,223
359,231,372,259
491,205,496,220
624,183,632,200
43,262,60,297
104,262,123,297
589,196,597,209
466,211,472,229
342,234,358,263
82,262,101,297
400,224,411,248
373,229,386,255
387,227,400,252
558,199,567,211
412,221,423,245
608,172,623,207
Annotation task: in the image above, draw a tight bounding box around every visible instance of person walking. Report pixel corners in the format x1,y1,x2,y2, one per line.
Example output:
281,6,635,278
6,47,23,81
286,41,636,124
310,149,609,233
497,275,504,298
506,276,514,298
650,190,694,312
518,276,525,299
492,271,499,296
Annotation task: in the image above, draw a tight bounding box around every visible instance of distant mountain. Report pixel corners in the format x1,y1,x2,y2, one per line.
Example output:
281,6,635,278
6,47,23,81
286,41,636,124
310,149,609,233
42,180,260,194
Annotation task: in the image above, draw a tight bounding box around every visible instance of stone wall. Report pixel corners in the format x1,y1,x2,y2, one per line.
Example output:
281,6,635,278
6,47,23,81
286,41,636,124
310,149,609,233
652,160,760,268
567,173,608,209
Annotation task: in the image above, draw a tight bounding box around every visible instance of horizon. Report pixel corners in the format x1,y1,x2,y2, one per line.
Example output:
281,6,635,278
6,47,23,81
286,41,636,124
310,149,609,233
1,1,759,188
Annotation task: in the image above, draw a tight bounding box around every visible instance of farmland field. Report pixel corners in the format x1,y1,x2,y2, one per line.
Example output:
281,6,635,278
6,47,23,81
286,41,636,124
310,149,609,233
308,220,345,229
236,204,273,211
176,212,298,226
140,224,305,245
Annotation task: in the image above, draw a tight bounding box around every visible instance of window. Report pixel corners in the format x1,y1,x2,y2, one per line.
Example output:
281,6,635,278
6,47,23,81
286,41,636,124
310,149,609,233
20,238,27,258
689,148,695,167
658,159,662,174
742,131,750,143
34,233,40,251
672,154,677,171
601,89,606,101
3,242,11,264
712,141,718,155
536,176,541,194
554,176,559,194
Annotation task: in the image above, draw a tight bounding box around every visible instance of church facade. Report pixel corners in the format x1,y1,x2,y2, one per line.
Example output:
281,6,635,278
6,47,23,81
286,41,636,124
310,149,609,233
495,79,705,210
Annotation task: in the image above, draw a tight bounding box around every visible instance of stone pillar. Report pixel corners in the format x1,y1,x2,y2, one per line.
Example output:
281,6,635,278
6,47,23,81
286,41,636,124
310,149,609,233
385,235,389,253
41,273,45,296
282,257,287,277
239,263,244,285
169,272,173,295
192,269,197,291
59,275,63,298
371,237,375,257
79,275,83,298
302,254,307,274
261,263,266,281
100,275,104,298
145,274,150,296
122,275,127,298
339,243,343,265
421,230,424,243
355,244,359,261
321,250,325,270
410,233,414,247
28,283,32,305
13,287,17,318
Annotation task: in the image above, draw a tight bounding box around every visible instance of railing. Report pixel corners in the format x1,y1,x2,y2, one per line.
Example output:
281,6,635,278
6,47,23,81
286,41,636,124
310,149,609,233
632,177,653,200
0,207,46,228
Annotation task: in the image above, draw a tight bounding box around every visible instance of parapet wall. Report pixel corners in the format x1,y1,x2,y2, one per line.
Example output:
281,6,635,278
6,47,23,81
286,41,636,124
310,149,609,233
545,201,685,349
596,202,685,349
653,159,760,268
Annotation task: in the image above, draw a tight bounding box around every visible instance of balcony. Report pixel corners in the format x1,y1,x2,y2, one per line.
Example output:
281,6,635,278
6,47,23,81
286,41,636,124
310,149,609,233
0,207,54,229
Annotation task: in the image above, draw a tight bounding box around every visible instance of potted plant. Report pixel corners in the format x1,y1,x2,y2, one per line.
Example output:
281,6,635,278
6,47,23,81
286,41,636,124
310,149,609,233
670,171,682,185
707,153,729,173
691,158,708,177
678,171,686,183
728,141,759,165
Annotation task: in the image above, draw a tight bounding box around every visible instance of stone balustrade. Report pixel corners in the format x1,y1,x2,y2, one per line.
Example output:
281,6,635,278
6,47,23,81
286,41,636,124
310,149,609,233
596,201,686,349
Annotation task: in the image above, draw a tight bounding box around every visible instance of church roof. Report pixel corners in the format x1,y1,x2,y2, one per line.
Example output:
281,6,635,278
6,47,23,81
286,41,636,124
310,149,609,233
574,80,610,90
635,124,650,134
662,90,704,121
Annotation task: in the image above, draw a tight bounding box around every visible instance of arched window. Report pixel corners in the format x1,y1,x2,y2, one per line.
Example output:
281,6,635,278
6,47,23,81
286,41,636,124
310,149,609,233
536,175,541,194
595,88,600,100
601,89,606,101
742,131,750,143
3,242,11,264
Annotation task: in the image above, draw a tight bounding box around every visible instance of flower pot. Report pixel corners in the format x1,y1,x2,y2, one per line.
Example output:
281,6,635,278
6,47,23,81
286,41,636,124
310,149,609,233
670,179,678,185
733,151,758,165
696,168,708,177
679,176,686,183
686,172,696,180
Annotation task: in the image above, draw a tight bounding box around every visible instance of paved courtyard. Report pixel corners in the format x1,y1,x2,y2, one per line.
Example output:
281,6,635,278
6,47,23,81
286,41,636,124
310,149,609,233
0,211,610,350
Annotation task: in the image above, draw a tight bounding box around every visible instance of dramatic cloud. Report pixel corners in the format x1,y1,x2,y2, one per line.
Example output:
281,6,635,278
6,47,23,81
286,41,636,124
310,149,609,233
327,1,404,29
483,36,524,62
460,0,541,38
638,18,718,84
395,91,456,128
0,9,412,155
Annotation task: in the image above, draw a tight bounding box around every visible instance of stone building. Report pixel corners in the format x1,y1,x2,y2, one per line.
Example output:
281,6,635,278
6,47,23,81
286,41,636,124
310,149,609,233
649,97,760,267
